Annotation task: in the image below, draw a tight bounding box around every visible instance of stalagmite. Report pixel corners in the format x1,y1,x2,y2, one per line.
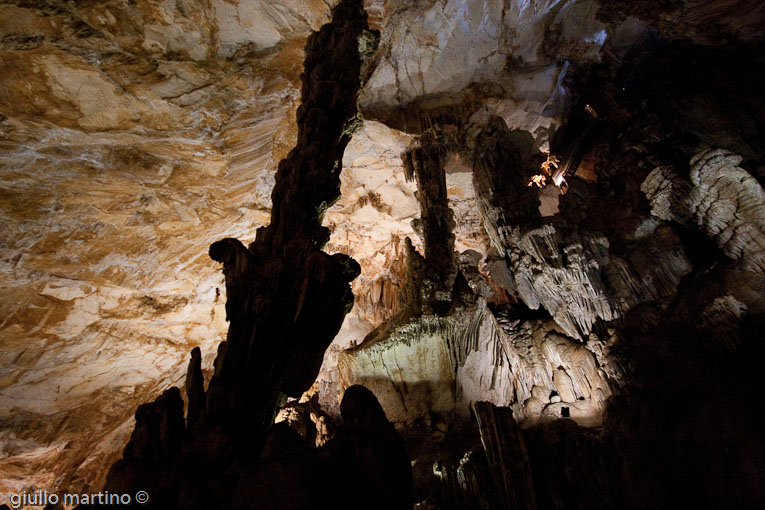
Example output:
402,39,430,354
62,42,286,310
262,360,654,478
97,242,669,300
1,2,763,509
92,2,388,508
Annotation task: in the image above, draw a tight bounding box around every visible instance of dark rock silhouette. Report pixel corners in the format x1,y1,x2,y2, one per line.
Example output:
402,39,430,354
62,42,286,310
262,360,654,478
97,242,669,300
324,385,413,510
184,347,205,430
77,2,409,509
228,386,412,510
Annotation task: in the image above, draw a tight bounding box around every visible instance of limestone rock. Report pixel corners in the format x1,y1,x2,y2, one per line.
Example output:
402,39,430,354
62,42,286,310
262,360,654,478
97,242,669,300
596,0,765,45
643,149,765,272
228,423,322,510
77,4,380,509
403,128,458,315
697,294,748,354
0,0,328,493
231,385,412,510
326,385,413,510
103,387,185,508
360,0,608,136
339,301,614,427
509,226,617,339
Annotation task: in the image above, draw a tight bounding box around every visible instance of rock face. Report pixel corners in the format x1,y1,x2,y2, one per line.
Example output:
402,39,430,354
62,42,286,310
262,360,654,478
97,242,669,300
0,0,332,496
324,385,412,510
473,402,537,510
642,148,765,273
402,129,458,315
87,2,404,509
184,347,204,430
360,0,608,138
1,1,765,509
332,2,765,507
231,385,411,510
103,388,185,508
338,300,615,427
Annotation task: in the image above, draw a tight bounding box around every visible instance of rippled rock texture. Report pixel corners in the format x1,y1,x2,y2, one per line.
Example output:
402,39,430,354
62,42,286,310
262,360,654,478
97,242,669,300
2,0,765,509
643,148,765,273
0,0,338,496
92,2,405,509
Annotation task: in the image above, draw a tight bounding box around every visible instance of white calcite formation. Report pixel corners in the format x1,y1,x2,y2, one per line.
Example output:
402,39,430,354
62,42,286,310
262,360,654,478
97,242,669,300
444,154,488,255
316,121,418,412
338,300,614,427
317,125,489,414
472,144,691,341
507,226,617,339
324,121,419,330
642,148,765,273
360,0,608,142
502,223,693,339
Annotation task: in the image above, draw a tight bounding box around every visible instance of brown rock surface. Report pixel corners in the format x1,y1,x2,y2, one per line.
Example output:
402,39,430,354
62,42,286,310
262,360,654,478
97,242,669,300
1,1,764,509
0,0,331,497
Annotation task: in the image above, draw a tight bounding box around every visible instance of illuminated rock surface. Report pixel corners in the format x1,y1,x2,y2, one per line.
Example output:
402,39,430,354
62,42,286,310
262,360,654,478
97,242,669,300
0,0,764,509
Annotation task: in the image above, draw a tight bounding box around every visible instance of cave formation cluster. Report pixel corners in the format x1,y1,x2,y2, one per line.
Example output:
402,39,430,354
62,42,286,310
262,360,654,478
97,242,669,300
1,0,765,509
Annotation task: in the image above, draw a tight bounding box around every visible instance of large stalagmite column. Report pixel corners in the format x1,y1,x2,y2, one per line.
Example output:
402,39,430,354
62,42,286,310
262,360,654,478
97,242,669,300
203,0,373,448
101,2,378,508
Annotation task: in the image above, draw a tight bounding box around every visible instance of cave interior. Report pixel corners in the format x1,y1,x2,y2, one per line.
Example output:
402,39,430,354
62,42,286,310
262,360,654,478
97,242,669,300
1,0,764,509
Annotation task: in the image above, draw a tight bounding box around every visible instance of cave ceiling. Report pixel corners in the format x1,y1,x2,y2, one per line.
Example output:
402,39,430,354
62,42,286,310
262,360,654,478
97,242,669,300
1,0,764,506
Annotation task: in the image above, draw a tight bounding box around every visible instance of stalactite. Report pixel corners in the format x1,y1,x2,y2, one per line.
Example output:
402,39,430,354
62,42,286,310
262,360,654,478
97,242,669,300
401,128,458,315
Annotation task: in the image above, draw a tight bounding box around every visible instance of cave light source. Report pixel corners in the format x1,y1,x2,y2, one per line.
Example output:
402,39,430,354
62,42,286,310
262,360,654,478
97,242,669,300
528,154,562,189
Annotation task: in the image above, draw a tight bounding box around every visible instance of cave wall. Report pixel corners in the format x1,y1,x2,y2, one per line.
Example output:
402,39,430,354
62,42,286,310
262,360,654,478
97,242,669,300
331,1,765,508
0,0,335,496
1,0,764,509
91,2,416,509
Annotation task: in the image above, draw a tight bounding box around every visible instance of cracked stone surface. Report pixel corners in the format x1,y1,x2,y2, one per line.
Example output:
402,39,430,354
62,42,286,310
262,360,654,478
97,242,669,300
360,0,607,139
